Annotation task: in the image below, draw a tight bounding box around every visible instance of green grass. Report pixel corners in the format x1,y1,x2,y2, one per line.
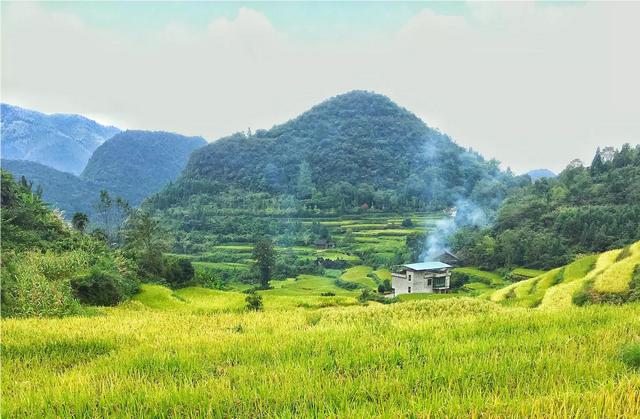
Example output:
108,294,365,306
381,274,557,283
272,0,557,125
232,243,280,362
511,268,546,278
339,265,377,288
453,267,505,286
3,296,639,417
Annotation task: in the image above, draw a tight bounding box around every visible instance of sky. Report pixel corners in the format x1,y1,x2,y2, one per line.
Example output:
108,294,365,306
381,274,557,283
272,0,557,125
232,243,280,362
2,1,639,174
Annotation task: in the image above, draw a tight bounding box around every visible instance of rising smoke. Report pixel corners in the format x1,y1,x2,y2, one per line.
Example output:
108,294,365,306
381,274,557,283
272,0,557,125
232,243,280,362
421,198,488,261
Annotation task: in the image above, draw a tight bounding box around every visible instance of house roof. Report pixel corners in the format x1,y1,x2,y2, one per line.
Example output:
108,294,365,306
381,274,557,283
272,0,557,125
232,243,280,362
403,261,452,271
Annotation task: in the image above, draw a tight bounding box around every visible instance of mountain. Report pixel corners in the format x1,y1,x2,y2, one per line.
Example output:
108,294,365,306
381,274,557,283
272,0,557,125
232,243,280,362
0,159,101,218
526,168,556,181
0,104,120,174
82,130,207,206
2,131,207,221
148,91,525,245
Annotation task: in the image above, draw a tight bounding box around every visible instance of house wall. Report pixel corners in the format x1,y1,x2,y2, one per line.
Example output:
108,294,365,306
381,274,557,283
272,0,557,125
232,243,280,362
392,269,451,295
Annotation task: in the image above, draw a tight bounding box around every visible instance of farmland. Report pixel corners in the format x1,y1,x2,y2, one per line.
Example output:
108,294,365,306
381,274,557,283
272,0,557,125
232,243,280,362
3,289,640,417
3,211,640,417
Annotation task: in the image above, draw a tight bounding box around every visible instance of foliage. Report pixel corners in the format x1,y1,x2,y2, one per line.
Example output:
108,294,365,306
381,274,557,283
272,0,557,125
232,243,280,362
123,210,171,279
163,257,196,288
252,238,276,288
146,92,523,245
1,171,71,253
454,145,640,269
245,293,263,311
71,268,139,306
71,212,89,234
82,130,206,206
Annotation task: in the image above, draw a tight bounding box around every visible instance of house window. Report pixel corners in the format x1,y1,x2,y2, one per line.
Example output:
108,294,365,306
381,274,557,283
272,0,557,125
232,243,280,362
408,273,412,281
408,286,412,293
427,277,432,286
434,277,446,288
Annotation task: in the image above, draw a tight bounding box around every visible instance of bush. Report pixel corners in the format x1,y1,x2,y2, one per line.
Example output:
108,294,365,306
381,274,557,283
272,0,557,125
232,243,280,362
245,293,263,311
71,268,139,306
621,342,640,370
164,257,195,288
401,218,414,228
335,279,362,290
358,289,397,304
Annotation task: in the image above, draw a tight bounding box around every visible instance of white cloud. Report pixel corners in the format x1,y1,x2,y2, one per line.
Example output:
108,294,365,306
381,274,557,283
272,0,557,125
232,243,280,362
2,2,639,173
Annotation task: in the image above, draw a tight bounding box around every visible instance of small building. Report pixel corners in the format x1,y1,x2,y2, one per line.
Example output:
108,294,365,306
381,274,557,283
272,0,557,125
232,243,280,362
314,239,336,249
436,250,462,267
392,262,452,295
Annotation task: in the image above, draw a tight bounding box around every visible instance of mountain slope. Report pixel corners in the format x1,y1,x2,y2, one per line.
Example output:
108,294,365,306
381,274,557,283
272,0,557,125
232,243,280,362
0,159,103,218
2,131,206,221
148,91,523,244
0,104,120,174
82,130,206,206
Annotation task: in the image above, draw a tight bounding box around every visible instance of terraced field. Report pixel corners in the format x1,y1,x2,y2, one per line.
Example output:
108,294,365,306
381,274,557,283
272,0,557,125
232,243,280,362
491,241,640,309
184,213,439,283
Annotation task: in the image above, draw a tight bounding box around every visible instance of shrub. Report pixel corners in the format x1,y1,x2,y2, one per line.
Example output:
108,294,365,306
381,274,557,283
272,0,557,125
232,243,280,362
621,342,640,370
245,294,263,311
401,218,414,228
71,268,139,306
334,279,362,290
358,289,397,304
164,257,195,288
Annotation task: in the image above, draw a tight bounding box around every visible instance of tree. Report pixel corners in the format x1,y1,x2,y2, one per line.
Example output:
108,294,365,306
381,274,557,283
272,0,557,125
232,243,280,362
94,190,113,239
124,211,171,278
253,238,276,288
71,212,89,234
590,147,605,175
295,161,315,199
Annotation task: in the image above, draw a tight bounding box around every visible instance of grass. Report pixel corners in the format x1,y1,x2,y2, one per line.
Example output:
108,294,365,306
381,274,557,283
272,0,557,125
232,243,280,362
2,295,640,417
593,242,640,293
454,267,505,286
540,249,622,309
511,268,546,278
340,265,377,288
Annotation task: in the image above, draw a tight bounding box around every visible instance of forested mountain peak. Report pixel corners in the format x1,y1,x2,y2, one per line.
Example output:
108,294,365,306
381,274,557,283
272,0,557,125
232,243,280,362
0,103,120,174
149,92,524,246
81,130,207,206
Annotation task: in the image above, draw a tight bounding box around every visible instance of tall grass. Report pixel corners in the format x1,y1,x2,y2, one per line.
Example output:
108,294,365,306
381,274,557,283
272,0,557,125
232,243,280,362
2,294,639,417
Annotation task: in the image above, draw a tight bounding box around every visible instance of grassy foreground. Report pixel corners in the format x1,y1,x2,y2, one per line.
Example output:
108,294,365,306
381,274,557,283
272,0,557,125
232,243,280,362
2,290,640,417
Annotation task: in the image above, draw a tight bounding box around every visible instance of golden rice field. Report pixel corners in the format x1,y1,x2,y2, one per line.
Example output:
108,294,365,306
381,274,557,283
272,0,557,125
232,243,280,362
2,285,640,417
492,241,640,310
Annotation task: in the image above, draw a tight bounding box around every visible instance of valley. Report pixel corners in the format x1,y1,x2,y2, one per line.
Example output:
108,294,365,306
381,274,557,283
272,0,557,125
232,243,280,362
1,94,639,418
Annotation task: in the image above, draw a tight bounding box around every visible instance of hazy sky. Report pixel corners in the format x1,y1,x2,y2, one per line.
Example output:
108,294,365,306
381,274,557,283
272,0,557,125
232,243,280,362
2,1,639,173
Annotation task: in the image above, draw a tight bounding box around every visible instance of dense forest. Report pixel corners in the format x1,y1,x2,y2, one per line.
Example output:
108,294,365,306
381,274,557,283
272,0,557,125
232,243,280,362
82,130,206,205
147,91,526,249
453,145,640,269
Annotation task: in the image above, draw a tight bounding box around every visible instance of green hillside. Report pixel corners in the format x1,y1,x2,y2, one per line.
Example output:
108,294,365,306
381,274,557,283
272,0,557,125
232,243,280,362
454,145,640,269
1,159,103,219
2,131,206,222
82,130,206,205
147,91,526,247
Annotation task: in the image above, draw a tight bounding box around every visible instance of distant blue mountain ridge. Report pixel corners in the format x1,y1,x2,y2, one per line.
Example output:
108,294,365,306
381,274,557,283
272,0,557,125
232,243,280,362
0,103,120,174
525,168,556,181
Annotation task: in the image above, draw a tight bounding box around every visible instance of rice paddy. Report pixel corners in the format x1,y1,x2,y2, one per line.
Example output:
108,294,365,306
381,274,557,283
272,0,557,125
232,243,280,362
2,291,639,417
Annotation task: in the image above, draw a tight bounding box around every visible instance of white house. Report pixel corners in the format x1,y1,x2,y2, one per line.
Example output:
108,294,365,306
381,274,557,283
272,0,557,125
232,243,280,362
391,262,452,295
